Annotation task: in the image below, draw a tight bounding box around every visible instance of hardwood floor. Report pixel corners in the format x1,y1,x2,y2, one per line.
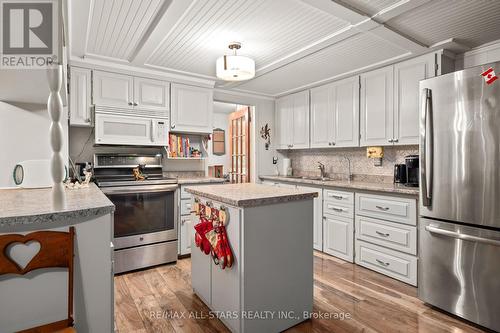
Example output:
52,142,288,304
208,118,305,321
114,252,488,333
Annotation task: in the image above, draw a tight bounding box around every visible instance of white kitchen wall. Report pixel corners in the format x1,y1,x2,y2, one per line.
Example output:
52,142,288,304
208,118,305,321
0,102,68,188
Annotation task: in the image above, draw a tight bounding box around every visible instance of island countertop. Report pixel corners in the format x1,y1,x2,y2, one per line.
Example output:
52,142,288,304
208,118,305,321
0,183,114,228
185,183,318,208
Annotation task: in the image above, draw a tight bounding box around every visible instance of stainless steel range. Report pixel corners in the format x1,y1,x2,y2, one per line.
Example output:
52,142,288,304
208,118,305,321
94,154,178,274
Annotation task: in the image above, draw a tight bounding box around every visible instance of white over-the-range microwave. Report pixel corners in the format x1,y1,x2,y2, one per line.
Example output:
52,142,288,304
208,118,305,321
95,111,168,146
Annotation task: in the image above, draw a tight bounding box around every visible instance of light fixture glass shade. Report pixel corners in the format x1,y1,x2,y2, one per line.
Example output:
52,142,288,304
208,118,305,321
216,55,255,81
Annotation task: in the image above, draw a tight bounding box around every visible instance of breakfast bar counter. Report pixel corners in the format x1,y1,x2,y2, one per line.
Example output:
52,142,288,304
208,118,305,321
185,183,317,333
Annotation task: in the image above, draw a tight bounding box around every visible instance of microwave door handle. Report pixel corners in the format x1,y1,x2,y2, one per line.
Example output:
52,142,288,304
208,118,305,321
150,120,155,143
426,226,500,247
421,88,433,207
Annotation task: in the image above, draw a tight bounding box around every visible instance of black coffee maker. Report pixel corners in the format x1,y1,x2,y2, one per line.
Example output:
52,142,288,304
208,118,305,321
394,155,419,187
404,155,419,187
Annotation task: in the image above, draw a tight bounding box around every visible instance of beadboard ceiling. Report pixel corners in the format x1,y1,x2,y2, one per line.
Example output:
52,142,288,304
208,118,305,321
70,0,500,97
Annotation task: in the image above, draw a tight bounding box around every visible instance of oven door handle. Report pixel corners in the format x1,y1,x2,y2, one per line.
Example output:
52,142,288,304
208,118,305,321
101,184,178,195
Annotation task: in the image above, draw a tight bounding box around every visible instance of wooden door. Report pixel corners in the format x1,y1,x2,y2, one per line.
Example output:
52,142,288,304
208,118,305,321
229,107,250,183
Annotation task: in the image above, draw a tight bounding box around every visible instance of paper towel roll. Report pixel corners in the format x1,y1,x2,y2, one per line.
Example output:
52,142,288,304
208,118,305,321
282,158,291,176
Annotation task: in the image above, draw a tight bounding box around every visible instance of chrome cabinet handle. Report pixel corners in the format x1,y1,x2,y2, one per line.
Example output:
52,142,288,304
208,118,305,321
328,142,332,146
425,226,500,247
133,102,138,106
392,138,399,143
376,259,390,266
376,231,390,237
388,139,394,143
128,102,133,106
421,88,433,207
375,205,390,211
331,142,336,146
171,124,176,129
328,205,344,212
329,194,344,200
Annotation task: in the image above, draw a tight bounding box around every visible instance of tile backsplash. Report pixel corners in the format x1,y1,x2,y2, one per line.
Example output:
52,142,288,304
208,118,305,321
282,145,418,182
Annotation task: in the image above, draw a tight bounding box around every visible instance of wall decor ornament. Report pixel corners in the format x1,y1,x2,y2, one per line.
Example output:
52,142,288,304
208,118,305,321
47,64,66,209
260,123,271,150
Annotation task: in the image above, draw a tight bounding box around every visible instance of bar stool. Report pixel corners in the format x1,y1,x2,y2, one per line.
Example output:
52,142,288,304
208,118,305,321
0,227,76,333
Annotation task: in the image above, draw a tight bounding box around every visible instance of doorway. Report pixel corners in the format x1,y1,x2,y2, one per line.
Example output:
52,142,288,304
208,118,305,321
229,106,250,183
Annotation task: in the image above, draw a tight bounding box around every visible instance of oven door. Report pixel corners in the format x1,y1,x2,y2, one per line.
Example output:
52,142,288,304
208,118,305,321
101,184,178,250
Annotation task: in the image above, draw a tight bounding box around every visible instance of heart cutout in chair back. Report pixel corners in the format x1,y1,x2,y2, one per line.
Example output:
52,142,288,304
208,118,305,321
6,240,41,270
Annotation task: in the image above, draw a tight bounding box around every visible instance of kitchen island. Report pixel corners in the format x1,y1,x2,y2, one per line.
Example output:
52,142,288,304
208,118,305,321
185,183,318,333
0,184,114,332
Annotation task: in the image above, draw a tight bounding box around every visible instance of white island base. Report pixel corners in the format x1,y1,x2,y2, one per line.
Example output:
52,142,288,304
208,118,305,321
190,192,314,333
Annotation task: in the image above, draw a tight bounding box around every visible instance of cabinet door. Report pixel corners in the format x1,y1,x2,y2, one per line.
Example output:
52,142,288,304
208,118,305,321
310,84,335,148
275,96,293,149
93,71,134,109
360,66,394,146
299,186,323,251
69,67,92,127
291,91,310,149
334,76,360,147
170,83,213,133
393,53,435,145
179,215,193,255
133,77,170,115
323,215,353,262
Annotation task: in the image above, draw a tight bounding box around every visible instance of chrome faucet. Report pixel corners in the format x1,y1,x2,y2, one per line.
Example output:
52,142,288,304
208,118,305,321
343,156,353,181
317,162,326,179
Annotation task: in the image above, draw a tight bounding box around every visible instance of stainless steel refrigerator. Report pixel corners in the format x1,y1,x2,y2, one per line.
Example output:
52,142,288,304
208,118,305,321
419,62,500,332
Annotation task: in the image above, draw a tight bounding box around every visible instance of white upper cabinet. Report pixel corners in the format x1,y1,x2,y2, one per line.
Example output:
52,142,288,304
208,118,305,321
69,67,92,127
393,53,435,145
275,96,292,149
310,84,334,148
360,66,394,146
310,76,359,148
134,77,170,112
291,90,310,149
170,83,213,133
93,71,134,110
334,76,360,147
275,91,310,149
93,70,170,117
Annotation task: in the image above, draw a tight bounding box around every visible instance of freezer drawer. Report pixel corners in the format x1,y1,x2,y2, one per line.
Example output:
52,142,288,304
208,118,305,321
419,218,500,332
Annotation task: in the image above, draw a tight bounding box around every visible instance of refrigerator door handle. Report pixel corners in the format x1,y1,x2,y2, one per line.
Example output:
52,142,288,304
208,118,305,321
421,88,433,206
425,225,500,247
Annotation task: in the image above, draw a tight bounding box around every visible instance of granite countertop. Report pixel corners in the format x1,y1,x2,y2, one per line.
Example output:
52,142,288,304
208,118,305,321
176,177,227,185
185,183,318,208
259,175,419,196
0,183,115,228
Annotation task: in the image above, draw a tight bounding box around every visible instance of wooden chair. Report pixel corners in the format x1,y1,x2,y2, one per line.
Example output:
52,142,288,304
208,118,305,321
0,227,76,333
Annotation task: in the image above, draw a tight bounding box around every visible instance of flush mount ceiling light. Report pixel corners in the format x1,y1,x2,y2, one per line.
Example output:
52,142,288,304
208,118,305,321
216,42,255,81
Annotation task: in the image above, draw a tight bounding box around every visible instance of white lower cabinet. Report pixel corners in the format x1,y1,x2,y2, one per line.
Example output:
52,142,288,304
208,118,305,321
354,192,418,286
323,215,354,262
355,240,417,286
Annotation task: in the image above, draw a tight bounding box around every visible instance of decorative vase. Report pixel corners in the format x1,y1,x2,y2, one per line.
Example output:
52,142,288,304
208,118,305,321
47,64,66,209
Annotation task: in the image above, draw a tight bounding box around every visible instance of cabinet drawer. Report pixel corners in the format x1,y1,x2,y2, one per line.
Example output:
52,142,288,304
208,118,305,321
323,189,354,205
181,199,192,216
323,202,353,219
355,193,416,225
181,186,191,199
355,215,417,255
355,240,417,286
